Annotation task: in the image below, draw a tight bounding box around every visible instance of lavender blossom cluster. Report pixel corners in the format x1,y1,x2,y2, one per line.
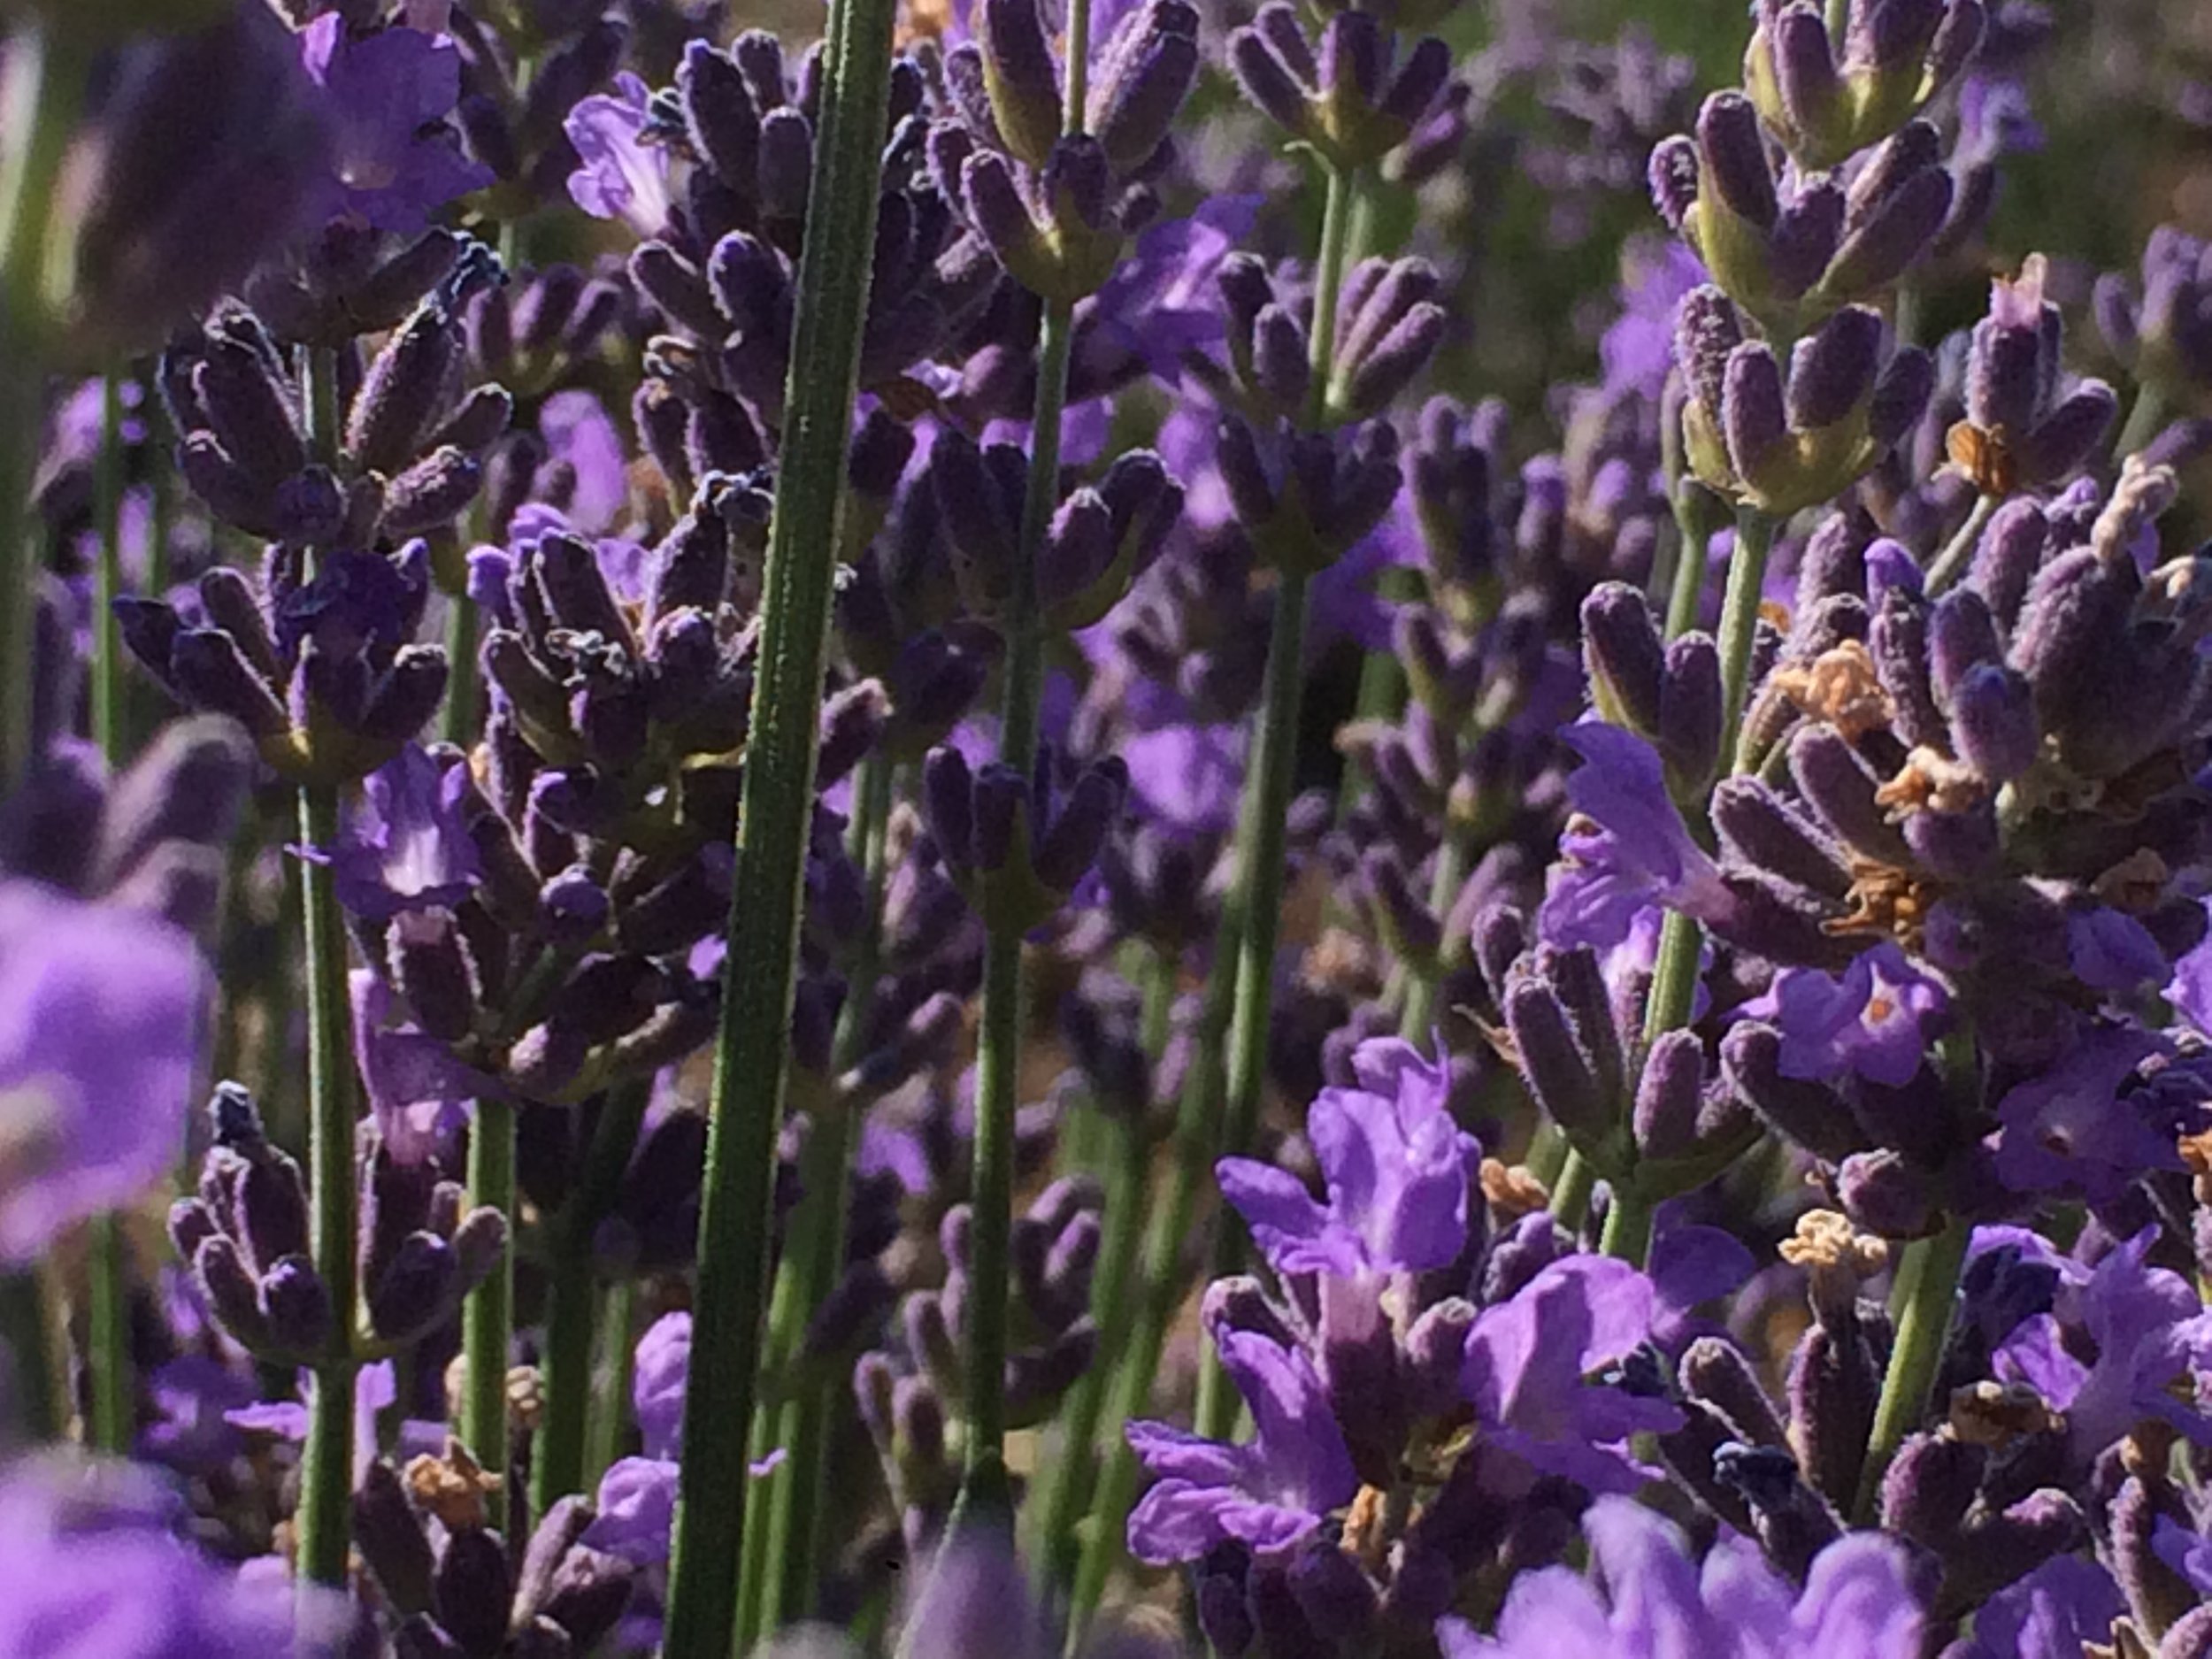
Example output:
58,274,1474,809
6,0,2212,1655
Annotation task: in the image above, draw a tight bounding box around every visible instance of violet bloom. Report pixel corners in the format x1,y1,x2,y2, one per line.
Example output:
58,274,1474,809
1539,721,1732,951
0,879,207,1264
1459,1256,1683,1494
1945,1555,2123,1659
1118,722,1243,837
349,971,495,1163
1993,1225,2212,1465
538,388,632,537
2156,1516,2212,1598
298,16,491,234
0,1454,350,1656
1992,1025,2180,1202
1601,239,1707,403
318,743,479,922
1215,1037,1478,1279
1734,942,1950,1088
632,1310,690,1460
565,73,672,238
225,1359,442,1491
1125,1329,1358,1563
1438,1495,1924,1658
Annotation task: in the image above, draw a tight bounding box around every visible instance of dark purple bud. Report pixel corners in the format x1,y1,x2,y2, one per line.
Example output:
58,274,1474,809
680,41,762,192
922,746,975,872
818,680,887,787
848,408,915,505
1034,760,1127,891
1675,287,1743,422
354,1461,435,1615
1878,1428,1979,1542
1580,582,1665,735
2010,547,2135,707
1379,35,1451,129
1947,664,2037,782
1772,4,1840,140
434,1526,514,1658
2017,381,2117,481
450,1207,505,1291
175,433,274,536
1869,594,1946,748
382,447,482,534
194,331,305,488
169,629,288,738
1090,0,1200,173
258,1255,334,1354
960,149,1040,277
1633,1030,1706,1160
1828,161,1952,301
1340,302,1447,419
1926,0,1986,88
1647,135,1700,234
1197,1563,1256,1657
1722,342,1789,479
272,467,347,546
978,0,1063,167
1040,489,1118,614
1769,178,1846,300
1471,904,1525,1007
1503,977,1611,1146
1042,133,1113,237
1866,346,1933,446
1288,1540,1378,1644
1680,1335,1790,1448
1697,92,1778,232
1712,777,1853,900
1720,1021,1862,1161
367,1232,458,1343
629,242,726,339
434,385,512,456
1927,588,2002,700
358,649,450,747
1660,632,1723,782
349,303,462,479
634,380,695,503
1229,27,1314,138
193,1234,268,1347
1216,416,1276,529
388,910,478,1044
1251,2,1317,88
1789,306,1883,431
1835,1148,1932,1238
1966,313,2044,440
704,232,786,337
1250,303,1310,416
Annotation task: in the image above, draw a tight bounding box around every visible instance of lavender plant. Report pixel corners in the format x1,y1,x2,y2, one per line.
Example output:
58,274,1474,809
11,0,2212,1656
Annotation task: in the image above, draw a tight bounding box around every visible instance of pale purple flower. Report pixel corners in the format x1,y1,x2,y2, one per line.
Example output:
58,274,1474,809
318,743,479,922
1993,1225,2212,1463
224,1360,441,1492
1734,942,1950,1088
1539,721,1732,951
633,1310,690,1460
2165,901,2212,1031
298,17,491,234
349,970,494,1163
0,1454,349,1657
2155,1516,2212,1597
1460,1256,1682,1494
1119,722,1243,837
1601,238,1706,402
583,1455,680,1569
1125,1329,1359,1563
565,73,672,238
1437,1495,1924,1658
539,388,631,536
0,879,207,1264
1216,1037,1478,1279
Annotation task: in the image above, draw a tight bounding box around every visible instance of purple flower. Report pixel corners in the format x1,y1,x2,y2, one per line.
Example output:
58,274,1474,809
633,1310,690,1460
349,971,495,1163
298,17,491,234
1949,1555,2123,1658
1459,1256,1682,1494
1125,1329,1359,1563
584,1455,680,1569
2066,904,2170,992
565,73,672,238
318,743,479,922
0,880,207,1264
1991,1025,2179,1202
1539,721,1732,951
0,1454,350,1656
1647,1219,1756,1353
1993,1225,2212,1464
539,389,631,537
1734,943,1950,1088
1216,1036,1478,1279
1601,239,1707,403
224,1360,442,1492
1118,722,1243,837
2169,902,2212,1032
1437,1495,1924,1658
2155,1516,2212,1598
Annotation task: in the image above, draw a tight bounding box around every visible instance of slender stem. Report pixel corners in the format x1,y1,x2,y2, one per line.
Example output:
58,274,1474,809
1923,493,1995,597
660,0,900,1643
585,1276,637,1492
1192,153,1355,1442
295,784,359,1586
85,370,133,1456
0,1269,59,1442
1066,893,1246,1647
2115,379,2168,461
442,596,480,745
1853,1215,1969,1525
1399,828,1471,1046
460,1095,515,1523
1033,946,1175,1592
1717,508,1778,774
0,25,88,788
1548,1149,1594,1235
1663,498,1708,642
1597,1187,1653,1263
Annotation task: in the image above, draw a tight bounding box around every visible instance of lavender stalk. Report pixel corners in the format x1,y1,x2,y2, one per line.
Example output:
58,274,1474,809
659,0,901,1647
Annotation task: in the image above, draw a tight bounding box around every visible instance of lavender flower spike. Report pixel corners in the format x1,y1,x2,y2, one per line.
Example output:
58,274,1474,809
1538,721,1733,951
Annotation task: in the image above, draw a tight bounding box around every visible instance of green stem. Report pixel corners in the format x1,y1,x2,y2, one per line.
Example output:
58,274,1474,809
1065,893,1246,1647
1548,1149,1594,1236
585,1276,637,1491
659,0,899,1643
534,1081,650,1517
1923,493,1995,597
1032,946,1175,1593
1192,153,1355,1443
0,1269,58,1442
442,595,480,745
1853,1215,1969,1525
1398,828,1471,1046
295,784,359,1586
2115,379,2169,460
0,22,87,788
85,370,133,1456
1717,508,1778,773
1597,1187,1653,1263
1663,499,1709,642
460,1095,515,1523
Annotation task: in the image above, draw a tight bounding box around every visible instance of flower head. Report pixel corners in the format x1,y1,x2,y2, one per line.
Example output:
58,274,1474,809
1735,942,1949,1088
321,743,479,922
565,73,672,238
1539,722,1732,951
298,18,491,234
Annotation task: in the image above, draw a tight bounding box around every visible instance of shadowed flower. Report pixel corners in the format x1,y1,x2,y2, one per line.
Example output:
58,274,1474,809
1125,1329,1359,1563
1946,1555,2124,1659
1460,1256,1683,1494
0,880,207,1264
298,17,492,234
316,743,479,921
1539,722,1732,951
1437,1494,1924,1657
1992,1026,2179,1202
1735,942,1949,1088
